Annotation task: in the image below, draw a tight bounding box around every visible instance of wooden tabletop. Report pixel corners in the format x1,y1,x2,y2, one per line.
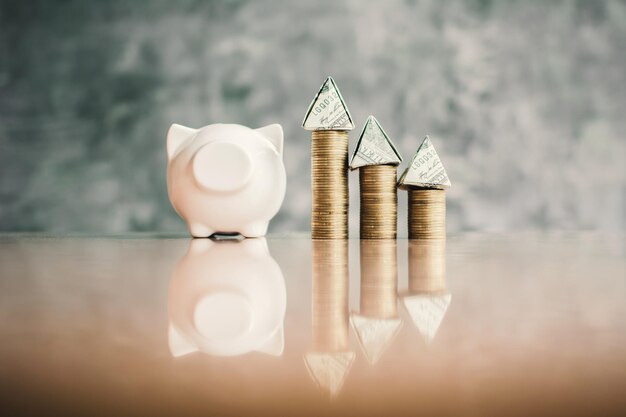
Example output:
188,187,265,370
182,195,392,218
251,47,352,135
0,233,624,416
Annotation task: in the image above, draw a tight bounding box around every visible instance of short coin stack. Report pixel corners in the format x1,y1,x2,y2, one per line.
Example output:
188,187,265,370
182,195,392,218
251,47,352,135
407,188,446,239
350,116,402,239
302,77,355,239
398,136,451,240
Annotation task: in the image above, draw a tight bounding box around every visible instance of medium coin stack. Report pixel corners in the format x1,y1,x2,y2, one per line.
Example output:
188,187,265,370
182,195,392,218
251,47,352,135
311,131,349,239
407,188,446,240
350,116,402,240
359,165,398,239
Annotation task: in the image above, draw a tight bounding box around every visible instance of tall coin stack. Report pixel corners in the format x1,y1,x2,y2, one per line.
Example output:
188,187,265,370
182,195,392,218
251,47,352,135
302,77,355,239
398,136,451,240
349,116,402,239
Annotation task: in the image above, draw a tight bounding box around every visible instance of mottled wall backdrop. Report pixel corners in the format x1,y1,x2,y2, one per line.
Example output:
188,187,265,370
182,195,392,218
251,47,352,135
1,0,625,234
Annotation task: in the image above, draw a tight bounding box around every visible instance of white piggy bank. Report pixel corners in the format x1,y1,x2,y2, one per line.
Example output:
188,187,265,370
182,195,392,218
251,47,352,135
168,238,286,357
167,123,286,237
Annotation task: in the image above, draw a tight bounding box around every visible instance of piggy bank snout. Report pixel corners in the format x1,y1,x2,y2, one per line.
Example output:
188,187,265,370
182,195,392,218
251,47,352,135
192,142,253,192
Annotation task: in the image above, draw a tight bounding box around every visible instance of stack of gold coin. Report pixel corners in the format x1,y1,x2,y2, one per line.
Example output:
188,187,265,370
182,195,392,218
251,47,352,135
311,131,349,239
359,165,398,239
407,188,446,240
350,116,402,239
398,136,451,240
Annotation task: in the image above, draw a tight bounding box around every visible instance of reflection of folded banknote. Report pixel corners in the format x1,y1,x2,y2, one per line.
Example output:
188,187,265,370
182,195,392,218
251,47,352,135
304,352,355,398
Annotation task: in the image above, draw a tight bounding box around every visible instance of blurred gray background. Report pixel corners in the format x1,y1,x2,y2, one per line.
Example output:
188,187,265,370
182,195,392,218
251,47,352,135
1,0,625,235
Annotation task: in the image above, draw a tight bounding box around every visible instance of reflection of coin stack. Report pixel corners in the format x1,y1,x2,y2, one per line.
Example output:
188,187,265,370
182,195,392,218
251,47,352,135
350,116,402,240
351,240,402,364
408,239,446,292
304,240,355,397
398,136,451,240
403,239,451,343
302,77,355,239
310,240,349,350
360,240,398,318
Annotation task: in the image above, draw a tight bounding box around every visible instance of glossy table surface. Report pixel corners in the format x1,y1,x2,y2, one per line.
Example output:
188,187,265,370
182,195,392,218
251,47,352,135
0,233,624,416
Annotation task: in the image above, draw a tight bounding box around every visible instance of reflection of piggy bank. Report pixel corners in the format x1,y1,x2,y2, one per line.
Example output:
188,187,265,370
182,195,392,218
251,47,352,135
168,238,286,357
166,123,286,237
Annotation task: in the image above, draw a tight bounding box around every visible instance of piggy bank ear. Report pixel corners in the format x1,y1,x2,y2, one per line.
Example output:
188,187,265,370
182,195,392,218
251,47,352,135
256,124,283,156
167,124,197,161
